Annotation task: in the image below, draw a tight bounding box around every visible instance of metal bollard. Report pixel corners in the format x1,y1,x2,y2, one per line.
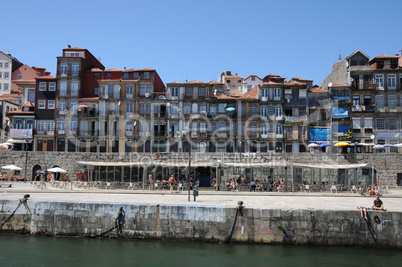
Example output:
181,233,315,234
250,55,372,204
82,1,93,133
193,189,198,201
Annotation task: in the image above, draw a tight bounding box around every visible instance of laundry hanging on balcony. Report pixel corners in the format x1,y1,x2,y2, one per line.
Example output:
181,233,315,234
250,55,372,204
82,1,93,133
331,107,349,119
309,128,330,142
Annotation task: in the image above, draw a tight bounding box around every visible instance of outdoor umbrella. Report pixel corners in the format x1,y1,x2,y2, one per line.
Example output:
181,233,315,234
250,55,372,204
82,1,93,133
47,167,67,173
78,104,89,108
383,143,395,147
1,165,22,171
308,143,319,148
1,142,14,146
394,144,402,147
373,145,384,149
318,142,332,148
334,142,350,147
35,169,46,174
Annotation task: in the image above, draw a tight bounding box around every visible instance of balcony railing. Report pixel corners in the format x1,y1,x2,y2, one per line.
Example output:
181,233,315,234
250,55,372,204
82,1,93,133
35,130,54,136
78,130,99,137
78,109,98,117
352,105,375,112
285,115,308,122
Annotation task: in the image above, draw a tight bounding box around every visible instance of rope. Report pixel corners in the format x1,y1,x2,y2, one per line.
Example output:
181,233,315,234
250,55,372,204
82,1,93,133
23,202,57,237
225,208,240,243
0,202,23,230
364,217,381,248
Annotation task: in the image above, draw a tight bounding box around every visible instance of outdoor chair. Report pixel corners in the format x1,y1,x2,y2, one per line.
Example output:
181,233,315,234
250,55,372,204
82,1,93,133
302,184,311,193
330,185,338,193
350,185,357,193
105,182,112,189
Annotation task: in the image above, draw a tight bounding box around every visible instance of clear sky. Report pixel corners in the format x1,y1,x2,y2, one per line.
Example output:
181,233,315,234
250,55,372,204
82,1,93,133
3,0,402,86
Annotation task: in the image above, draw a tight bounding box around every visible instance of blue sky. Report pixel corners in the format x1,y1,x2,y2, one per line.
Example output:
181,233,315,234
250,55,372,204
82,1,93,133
3,0,402,86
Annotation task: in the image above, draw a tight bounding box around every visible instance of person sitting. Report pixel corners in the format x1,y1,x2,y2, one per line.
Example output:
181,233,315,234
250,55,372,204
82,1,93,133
358,185,364,196
250,179,256,192
357,205,369,219
367,186,375,196
277,179,284,192
371,194,386,211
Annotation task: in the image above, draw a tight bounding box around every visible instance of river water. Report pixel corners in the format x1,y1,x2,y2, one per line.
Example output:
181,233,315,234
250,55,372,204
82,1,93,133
1,234,400,267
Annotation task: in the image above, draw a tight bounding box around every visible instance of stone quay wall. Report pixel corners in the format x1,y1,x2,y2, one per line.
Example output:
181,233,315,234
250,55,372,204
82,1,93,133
0,199,401,248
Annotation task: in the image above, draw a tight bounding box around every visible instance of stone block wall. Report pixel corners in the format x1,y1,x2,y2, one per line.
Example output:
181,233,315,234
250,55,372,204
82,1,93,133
0,199,401,248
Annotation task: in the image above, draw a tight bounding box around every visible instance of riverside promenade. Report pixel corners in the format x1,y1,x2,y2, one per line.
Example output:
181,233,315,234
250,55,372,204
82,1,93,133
1,182,401,212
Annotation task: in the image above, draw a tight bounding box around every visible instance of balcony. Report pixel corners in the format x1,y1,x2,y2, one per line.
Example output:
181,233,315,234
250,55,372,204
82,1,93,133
10,129,33,139
352,105,375,112
248,132,258,139
78,130,99,137
285,115,308,123
35,130,54,136
184,95,193,100
78,109,98,117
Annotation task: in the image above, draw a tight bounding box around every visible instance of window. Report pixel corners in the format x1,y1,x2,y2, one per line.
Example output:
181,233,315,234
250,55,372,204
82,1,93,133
0,63,2,68
364,117,373,131
185,87,192,96
71,63,79,76
48,100,55,109
199,103,207,114
353,117,361,130
71,81,78,96
126,103,134,115
133,72,139,79
375,74,384,89
4,62,8,68
146,85,153,94
60,81,67,95
106,73,112,78
48,82,55,91
37,121,45,132
299,107,306,116
94,87,99,96
251,76,255,81
70,119,77,133
377,118,385,130
113,85,120,98
218,122,225,133
58,100,66,111
70,100,77,113
171,87,178,97
274,88,281,100
0,84,2,90
241,103,246,117
123,73,129,80
48,121,54,132
4,84,8,91
199,87,206,97
275,105,282,116
39,82,46,91
388,95,397,108
60,63,68,75
126,85,133,97
138,103,145,115
376,95,384,108
200,122,206,133
341,90,349,97
218,103,225,113
332,90,339,97
389,119,397,130
260,106,267,118
18,74,22,80
299,89,307,99
275,124,283,135
249,103,257,116
0,73,2,79
183,103,190,114
144,72,150,79
192,103,198,113
58,119,65,131
38,100,46,109
146,103,151,115
209,104,216,115
352,95,360,106
260,123,268,135
261,88,268,98
387,74,396,90
269,105,274,115
4,72,9,79
285,89,292,100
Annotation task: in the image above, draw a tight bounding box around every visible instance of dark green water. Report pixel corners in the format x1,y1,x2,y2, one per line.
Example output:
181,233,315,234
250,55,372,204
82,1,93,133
0,235,400,267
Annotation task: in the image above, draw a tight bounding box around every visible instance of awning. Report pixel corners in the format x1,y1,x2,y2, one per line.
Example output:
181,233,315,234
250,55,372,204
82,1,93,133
291,163,370,169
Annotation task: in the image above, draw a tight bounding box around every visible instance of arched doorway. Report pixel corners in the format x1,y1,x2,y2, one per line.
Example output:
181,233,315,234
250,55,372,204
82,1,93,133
32,164,42,181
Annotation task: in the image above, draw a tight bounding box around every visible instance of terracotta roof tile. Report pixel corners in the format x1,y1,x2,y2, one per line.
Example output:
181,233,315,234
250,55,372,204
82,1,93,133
21,101,34,107
244,74,262,81
240,86,258,99
140,68,154,71
90,68,103,72
36,75,56,79
373,55,399,59
7,110,34,114
105,68,121,72
310,86,329,93
217,94,237,99
209,80,223,84
225,74,242,79
122,68,138,72
293,77,312,81
187,79,207,84
285,80,308,87
261,81,283,86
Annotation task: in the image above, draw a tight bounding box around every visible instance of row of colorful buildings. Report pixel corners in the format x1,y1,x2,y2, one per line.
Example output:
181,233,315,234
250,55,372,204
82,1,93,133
1,47,402,154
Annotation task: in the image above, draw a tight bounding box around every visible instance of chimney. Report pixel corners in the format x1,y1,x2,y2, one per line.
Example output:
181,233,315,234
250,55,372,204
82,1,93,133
124,67,126,70
68,45,71,48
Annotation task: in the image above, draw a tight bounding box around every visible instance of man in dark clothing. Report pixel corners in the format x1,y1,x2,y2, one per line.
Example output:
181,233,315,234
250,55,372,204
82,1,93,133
372,194,387,211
